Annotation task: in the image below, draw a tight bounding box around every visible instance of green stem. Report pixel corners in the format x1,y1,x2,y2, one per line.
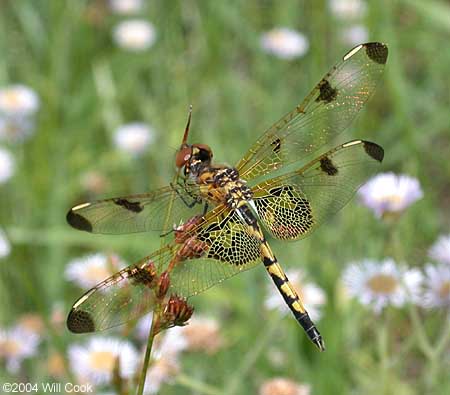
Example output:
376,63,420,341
176,374,223,395
376,318,391,394
434,314,450,354
423,312,450,393
136,313,159,395
407,304,434,359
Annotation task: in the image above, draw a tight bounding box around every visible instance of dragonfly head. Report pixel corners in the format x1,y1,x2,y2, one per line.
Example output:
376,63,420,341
175,143,213,176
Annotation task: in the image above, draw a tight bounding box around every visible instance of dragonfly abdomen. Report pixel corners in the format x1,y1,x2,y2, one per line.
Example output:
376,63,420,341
236,204,325,351
261,243,325,351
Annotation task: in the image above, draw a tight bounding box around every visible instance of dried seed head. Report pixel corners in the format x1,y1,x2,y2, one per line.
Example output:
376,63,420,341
160,295,194,330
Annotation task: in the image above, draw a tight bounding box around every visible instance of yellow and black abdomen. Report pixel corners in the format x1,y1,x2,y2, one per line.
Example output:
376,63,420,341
237,203,325,351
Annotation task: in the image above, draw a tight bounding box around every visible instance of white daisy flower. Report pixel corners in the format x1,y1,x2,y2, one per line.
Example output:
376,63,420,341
0,117,35,142
0,147,15,184
329,0,368,20
144,354,180,395
68,337,139,385
0,85,39,117
113,122,155,155
428,234,450,265
152,326,188,359
342,258,423,313
65,253,126,289
0,326,41,373
109,0,143,14
259,377,311,395
358,172,423,218
0,228,11,258
180,316,223,354
421,263,450,308
260,28,309,60
265,269,326,321
341,25,369,46
113,20,156,51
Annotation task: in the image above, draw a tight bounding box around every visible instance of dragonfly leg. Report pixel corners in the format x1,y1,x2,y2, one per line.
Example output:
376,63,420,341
170,182,201,208
202,202,209,216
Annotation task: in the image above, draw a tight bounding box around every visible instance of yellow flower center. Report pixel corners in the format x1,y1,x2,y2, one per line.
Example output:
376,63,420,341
366,274,398,295
0,339,21,356
439,281,450,300
3,91,21,109
89,350,116,372
375,193,404,206
270,31,285,46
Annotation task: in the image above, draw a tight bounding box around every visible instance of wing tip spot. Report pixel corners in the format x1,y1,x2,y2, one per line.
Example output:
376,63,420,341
365,42,388,65
363,141,384,162
67,210,93,232
67,309,96,333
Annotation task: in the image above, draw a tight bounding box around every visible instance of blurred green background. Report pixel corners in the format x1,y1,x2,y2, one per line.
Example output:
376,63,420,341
0,0,449,394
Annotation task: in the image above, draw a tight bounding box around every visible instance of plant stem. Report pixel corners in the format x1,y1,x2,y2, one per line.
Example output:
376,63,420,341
376,317,391,395
407,304,434,359
136,313,159,395
422,312,450,393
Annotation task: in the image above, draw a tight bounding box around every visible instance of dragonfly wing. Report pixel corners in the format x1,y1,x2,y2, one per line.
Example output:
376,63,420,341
66,248,175,333
66,183,206,234
252,140,383,241
236,42,388,181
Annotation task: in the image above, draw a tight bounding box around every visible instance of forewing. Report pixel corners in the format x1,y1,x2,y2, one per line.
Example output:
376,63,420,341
252,140,383,240
66,249,174,333
236,42,388,181
66,183,206,234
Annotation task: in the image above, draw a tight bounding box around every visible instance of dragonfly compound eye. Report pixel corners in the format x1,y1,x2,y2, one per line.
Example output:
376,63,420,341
175,145,193,168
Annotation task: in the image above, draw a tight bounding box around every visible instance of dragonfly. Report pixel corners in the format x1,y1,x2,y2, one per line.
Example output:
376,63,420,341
66,42,388,351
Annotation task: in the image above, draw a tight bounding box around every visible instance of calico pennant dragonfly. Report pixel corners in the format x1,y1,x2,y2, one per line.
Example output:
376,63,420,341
66,42,388,351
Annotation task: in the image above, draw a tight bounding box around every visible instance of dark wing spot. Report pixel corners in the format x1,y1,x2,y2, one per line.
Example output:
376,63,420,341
271,138,282,154
114,198,143,213
316,79,337,103
365,42,388,65
128,266,156,287
320,157,338,176
67,309,95,333
363,141,384,162
66,210,93,232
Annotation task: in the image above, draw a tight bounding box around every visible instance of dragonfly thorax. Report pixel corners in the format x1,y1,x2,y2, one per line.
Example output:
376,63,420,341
196,166,253,208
